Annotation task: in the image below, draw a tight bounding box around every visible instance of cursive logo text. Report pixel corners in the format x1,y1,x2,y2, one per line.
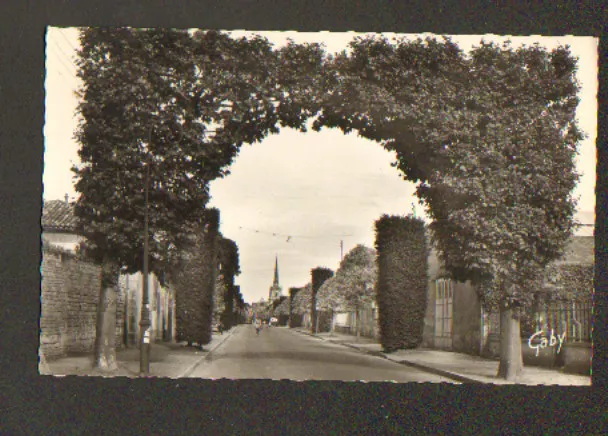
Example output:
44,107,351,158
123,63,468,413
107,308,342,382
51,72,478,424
528,330,566,356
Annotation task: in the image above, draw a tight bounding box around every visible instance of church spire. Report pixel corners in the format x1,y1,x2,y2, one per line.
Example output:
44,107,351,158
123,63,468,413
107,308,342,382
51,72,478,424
273,254,279,286
268,255,282,302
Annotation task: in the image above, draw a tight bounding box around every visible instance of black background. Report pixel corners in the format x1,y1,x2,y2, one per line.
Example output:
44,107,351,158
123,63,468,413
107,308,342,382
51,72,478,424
1,1,606,433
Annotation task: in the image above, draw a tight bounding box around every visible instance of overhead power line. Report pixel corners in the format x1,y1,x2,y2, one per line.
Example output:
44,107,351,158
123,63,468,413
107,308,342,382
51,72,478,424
52,39,77,74
57,28,79,53
49,47,76,83
236,225,353,242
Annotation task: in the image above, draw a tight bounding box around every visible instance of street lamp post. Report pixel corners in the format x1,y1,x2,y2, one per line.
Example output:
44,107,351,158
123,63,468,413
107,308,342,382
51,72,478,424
139,162,151,376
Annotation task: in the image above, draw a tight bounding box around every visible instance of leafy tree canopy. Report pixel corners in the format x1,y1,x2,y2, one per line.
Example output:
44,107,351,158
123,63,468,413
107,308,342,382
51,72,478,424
414,42,582,309
273,296,290,317
73,28,326,278
316,276,345,311
316,245,377,311
291,284,312,315
74,29,582,313
213,274,227,319
218,236,240,279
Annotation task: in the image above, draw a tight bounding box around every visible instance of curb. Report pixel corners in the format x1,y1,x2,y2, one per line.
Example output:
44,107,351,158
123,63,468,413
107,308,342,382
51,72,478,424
388,359,484,384
291,329,483,384
294,329,325,340
115,362,139,377
178,325,240,378
336,342,482,383
347,344,484,384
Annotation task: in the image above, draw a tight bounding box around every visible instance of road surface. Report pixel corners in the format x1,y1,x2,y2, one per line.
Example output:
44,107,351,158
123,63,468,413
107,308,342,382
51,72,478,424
188,325,456,382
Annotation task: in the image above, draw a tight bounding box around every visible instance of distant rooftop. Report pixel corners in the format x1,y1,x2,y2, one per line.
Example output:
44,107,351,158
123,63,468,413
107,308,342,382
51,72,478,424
42,199,79,233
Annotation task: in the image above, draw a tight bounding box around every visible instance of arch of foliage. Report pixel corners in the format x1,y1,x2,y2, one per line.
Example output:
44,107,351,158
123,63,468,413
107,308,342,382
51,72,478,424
74,28,582,379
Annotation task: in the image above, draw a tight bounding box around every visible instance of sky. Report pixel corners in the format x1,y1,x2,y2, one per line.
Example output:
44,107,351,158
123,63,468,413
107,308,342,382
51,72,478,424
44,28,598,304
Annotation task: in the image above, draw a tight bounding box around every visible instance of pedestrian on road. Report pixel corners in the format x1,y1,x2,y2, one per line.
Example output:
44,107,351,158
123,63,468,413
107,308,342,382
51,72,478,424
255,319,262,336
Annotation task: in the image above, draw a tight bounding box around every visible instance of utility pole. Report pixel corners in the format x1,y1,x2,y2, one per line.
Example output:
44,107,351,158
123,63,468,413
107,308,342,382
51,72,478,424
139,161,151,376
340,240,344,262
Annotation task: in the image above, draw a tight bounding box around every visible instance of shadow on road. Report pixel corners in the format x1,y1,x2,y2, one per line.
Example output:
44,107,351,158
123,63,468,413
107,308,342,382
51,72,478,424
209,348,394,369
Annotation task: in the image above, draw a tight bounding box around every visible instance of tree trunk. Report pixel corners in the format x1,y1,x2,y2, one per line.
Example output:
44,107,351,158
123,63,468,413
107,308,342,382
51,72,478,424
39,349,51,375
94,284,118,371
497,305,524,381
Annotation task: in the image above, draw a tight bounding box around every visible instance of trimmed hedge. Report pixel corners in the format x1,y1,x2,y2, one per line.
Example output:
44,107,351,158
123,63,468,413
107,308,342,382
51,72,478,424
221,284,234,329
289,287,302,328
218,237,240,329
316,310,333,333
311,267,334,334
174,208,220,347
199,208,220,345
273,296,290,325
234,286,245,324
174,245,202,345
375,215,428,352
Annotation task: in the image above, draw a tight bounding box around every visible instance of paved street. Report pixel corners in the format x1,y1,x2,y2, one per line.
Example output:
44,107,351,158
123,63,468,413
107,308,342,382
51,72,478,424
188,325,456,382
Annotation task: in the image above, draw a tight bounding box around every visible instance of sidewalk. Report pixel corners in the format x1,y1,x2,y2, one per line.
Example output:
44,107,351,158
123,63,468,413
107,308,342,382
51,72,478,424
293,328,591,386
42,326,239,378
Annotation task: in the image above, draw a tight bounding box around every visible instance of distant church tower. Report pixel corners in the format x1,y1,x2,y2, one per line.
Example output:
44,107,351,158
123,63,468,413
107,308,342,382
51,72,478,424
268,255,282,302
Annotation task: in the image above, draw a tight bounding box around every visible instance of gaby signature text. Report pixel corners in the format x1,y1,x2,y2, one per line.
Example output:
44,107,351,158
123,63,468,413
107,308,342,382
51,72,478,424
528,330,566,356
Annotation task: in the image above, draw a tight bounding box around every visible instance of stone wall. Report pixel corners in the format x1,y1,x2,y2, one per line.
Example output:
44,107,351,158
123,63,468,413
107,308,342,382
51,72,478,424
40,249,100,359
63,256,102,354
40,248,126,360
40,251,70,359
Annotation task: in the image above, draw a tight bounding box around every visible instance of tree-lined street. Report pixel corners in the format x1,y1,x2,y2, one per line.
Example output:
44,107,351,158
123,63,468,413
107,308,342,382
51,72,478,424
39,28,595,383
188,325,453,382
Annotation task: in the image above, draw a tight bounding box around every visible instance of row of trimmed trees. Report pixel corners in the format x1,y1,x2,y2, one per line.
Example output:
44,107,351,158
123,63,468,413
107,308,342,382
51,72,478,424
172,208,246,347
289,213,591,380
86,207,246,369
286,215,429,353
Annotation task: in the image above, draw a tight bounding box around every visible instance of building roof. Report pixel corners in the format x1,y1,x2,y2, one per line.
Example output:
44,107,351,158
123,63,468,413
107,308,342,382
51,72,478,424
42,200,79,233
